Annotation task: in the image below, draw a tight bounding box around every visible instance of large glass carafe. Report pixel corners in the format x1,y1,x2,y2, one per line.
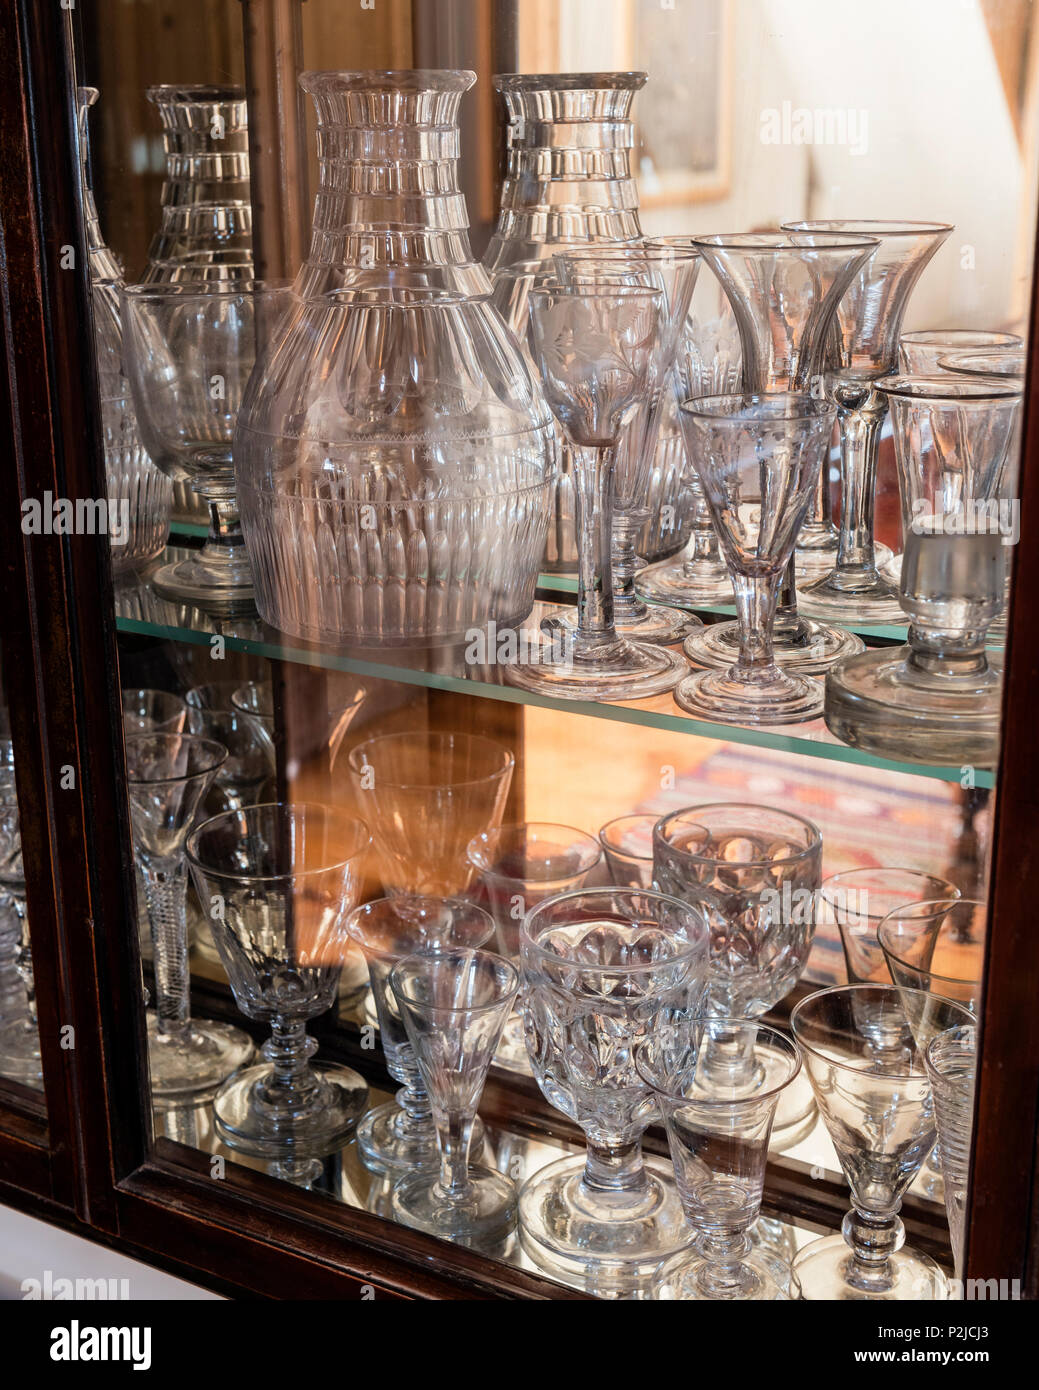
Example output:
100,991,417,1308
78,87,171,573
483,72,695,574
234,70,555,648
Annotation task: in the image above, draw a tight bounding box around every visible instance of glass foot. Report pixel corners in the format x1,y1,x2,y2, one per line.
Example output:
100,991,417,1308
791,1231,949,1301
0,1016,44,1086
824,645,1003,767
654,1249,788,1301
151,549,255,616
493,1012,533,1076
357,1100,486,1176
147,1014,254,1108
675,666,824,726
795,533,894,583
213,1059,368,1157
798,569,906,625
604,601,702,645
636,558,733,608
392,1165,518,1249
518,1153,695,1283
505,633,687,701
684,618,863,676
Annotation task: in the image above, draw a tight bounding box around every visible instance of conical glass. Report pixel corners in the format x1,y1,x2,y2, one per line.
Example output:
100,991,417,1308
636,238,742,608
347,731,514,898
519,886,710,1288
638,1022,802,1300
551,244,703,644
784,220,954,624
186,803,370,1163
598,812,665,890
124,733,253,1104
683,232,876,676
879,898,985,1011
675,393,836,723
347,896,493,1175
390,947,519,1249
818,868,961,986
790,984,966,1300
653,803,822,1145
121,281,293,614
78,87,173,573
825,375,1019,765
900,328,1021,374
508,283,690,699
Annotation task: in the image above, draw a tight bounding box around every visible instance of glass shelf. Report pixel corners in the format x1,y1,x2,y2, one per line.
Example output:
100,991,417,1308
113,548,995,789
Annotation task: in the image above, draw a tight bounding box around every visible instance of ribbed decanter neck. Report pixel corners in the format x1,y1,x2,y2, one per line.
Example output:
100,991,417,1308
484,72,646,271
76,87,122,283
297,70,490,297
142,84,254,284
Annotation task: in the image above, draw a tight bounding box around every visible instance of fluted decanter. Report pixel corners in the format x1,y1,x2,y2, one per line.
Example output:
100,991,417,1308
234,71,554,648
142,84,254,285
483,72,696,575
78,87,171,573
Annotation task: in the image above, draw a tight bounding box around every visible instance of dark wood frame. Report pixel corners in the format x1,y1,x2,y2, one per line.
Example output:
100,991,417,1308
0,0,1036,1299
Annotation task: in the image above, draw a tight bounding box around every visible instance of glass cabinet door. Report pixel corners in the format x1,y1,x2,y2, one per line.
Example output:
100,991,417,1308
2,0,1037,1301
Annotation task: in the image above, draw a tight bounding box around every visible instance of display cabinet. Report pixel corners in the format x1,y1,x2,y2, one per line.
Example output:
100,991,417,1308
1,0,1038,1301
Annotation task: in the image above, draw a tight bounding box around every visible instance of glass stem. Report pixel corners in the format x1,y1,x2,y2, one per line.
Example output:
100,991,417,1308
611,512,649,622
698,1228,753,1294
573,443,619,650
396,1042,433,1136
731,572,782,676
842,1208,903,1292
833,386,888,586
141,857,191,1040
773,557,808,641
685,483,724,575
435,1109,475,1202
581,1136,651,1202
261,1015,320,1115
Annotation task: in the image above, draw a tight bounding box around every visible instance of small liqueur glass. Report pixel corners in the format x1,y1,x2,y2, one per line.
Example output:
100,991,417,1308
519,886,710,1288
553,244,703,645
653,803,822,1147
784,220,954,626
507,283,690,700
923,1018,977,1281
598,813,667,890
121,281,292,614
346,896,494,1175
637,1021,802,1300
467,821,603,1073
790,983,966,1300
347,731,513,899
389,947,519,1249
186,802,370,1166
674,393,836,724
125,733,254,1105
900,329,1022,375
121,689,187,734
818,868,961,986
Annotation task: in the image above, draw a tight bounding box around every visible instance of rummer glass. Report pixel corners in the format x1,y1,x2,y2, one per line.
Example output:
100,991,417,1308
519,886,709,1291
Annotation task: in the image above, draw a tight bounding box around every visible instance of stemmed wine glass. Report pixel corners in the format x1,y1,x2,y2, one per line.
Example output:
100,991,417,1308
685,231,877,674
186,803,370,1169
124,732,253,1104
637,1022,802,1300
923,1016,977,1281
818,868,961,985
347,895,494,1175
674,393,836,724
121,281,292,614
185,682,276,811
552,244,702,645
390,947,519,1249
790,984,965,1300
507,283,689,700
519,886,710,1289
783,220,954,625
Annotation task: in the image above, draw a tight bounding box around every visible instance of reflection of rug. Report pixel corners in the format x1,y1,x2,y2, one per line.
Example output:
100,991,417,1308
635,743,974,986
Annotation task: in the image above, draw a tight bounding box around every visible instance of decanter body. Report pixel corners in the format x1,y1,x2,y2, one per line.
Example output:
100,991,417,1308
484,72,695,573
78,87,171,573
234,70,554,648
